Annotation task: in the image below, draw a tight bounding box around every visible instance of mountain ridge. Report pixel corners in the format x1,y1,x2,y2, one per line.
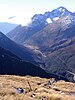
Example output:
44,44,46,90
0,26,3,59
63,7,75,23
0,32,39,65
0,22,17,34
6,6,72,44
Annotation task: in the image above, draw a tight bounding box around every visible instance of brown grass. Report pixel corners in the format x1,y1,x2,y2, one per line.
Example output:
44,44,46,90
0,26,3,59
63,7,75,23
0,75,75,100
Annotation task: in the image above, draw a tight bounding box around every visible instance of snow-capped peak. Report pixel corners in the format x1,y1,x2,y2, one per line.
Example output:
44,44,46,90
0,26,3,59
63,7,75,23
24,6,72,29
57,7,66,16
58,6,66,11
49,6,71,20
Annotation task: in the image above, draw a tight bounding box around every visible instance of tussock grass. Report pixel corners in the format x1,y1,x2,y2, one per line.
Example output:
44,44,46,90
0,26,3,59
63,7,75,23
0,75,75,100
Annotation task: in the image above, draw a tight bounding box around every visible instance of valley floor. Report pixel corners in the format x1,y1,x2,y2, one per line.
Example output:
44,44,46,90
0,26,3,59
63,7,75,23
0,75,75,100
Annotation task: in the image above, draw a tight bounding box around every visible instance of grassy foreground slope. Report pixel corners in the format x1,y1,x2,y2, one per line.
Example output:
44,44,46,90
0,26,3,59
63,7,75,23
0,75,75,100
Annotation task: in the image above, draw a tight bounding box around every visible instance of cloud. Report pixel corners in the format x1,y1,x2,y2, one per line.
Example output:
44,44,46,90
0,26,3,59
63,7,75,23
8,16,16,19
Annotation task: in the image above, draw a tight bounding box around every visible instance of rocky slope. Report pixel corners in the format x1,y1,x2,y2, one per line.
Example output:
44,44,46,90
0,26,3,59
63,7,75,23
24,16,75,82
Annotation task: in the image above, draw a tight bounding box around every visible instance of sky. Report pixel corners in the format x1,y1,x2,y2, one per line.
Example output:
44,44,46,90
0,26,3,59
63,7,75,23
0,0,75,25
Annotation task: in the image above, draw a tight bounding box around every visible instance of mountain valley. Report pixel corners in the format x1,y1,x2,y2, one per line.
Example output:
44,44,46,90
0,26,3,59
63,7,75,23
0,6,75,82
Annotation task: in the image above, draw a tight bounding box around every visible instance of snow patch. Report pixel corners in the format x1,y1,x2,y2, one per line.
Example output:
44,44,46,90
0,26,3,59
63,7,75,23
59,8,62,11
65,15,72,24
46,18,52,23
59,7,65,13
61,9,65,16
53,17,59,21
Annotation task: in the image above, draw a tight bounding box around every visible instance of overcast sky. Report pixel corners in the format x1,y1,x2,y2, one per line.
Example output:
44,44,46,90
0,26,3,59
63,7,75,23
0,0,75,25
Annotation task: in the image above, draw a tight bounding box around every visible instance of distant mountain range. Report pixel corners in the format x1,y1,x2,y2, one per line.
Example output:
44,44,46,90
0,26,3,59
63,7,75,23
1,6,75,82
6,6,72,44
0,22,17,34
